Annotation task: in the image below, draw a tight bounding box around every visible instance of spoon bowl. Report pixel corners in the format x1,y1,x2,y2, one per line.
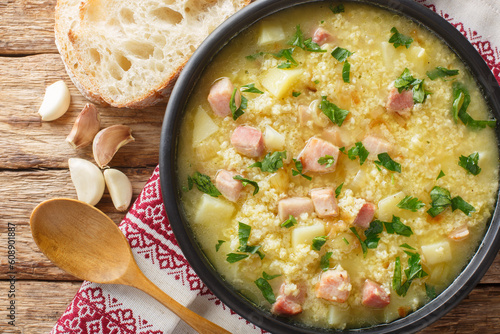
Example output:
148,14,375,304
30,198,230,334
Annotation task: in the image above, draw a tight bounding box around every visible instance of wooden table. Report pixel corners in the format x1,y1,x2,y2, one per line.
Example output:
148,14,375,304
1,1,499,333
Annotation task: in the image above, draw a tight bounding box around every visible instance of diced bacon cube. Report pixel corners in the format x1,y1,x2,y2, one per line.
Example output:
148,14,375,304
312,27,333,45
299,105,312,126
362,279,390,308
310,188,338,218
386,87,414,117
215,170,243,202
448,225,469,241
316,268,351,303
271,282,307,316
208,77,241,118
231,126,265,158
298,137,340,173
353,202,376,229
362,135,390,160
278,197,314,221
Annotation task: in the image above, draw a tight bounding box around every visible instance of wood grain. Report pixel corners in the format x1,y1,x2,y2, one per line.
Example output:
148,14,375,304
0,0,57,55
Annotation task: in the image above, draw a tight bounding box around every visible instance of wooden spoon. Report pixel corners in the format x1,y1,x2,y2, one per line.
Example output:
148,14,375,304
30,198,230,334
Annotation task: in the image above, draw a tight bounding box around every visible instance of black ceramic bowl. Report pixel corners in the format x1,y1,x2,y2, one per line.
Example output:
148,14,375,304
160,0,500,332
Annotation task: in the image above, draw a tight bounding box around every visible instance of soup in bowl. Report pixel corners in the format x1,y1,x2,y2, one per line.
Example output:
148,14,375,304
160,0,500,332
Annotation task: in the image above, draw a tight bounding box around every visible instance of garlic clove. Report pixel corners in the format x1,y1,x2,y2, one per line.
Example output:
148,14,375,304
93,125,134,168
104,169,133,211
38,80,71,121
68,158,105,206
66,103,101,149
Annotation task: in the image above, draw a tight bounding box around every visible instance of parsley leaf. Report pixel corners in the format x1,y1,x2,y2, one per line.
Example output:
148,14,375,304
331,47,353,62
427,186,452,217
233,175,259,195
255,273,278,304
292,158,312,180
319,96,350,126
384,216,413,237
187,172,221,197
320,252,333,271
400,243,415,250
426,66,459,80
342,237,349,245
292,91,301,97
342,60,351,83
226,253,249,263
230,88,247,120
389,27,413,49
452,82,496,129
281,215,297,228
312,236,328,251
237,222,251,251
289,25,326,53
394,68,428,103
393,251,428,297
451,196,475,216
341,142,369,166
215,240,226,252
330,4,345,13
271,48,298,69
437,170,445,180
241,83,264,94
318,155,335,168
350,227,368,257
262,272,281,280
246,52,265,61
425,283,437,299
458,152,481,175
335,183,344,198
375,153,401,173
364,220,384,249
397,195,425,212
250,151,287,173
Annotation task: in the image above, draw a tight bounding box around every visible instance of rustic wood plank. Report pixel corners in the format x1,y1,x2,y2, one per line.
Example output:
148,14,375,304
0,0,57,55
0,54,166,169
0,280,498,333
0,167,156,280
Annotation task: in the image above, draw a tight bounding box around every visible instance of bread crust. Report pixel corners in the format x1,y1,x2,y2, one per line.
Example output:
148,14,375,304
54,0,250,109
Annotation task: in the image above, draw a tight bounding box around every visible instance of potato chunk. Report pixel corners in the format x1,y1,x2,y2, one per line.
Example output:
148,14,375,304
194,194,235,225
261,68,302,98
264,125,285,151
257,20,285,45
192,108,219,145
291,224,325,248
421,240,452,265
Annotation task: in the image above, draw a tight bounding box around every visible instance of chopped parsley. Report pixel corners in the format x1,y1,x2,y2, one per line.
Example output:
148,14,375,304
389,27,413,49
330,4,345,13
215,240,226,252
226,253,249,263
397,195,425,212
400,243,415,250
427,186,475,217
350,227,368,256
292,158,312,180
246,51,265,61
289,25,326,53
425,283,437,299
452,82,496,129
384,216,413,237
394,68,428,103
271,48,298,69
375,152,401,173
426,66,459,80
187,172,221,197
436,170,446,180
255,272,280,304
226,222,264,263
241,83,264,94
335,183,344,198
230,88,247,120
340,142,369,165
393,251,428,297
342,237,349,245
340,141,370,166
249,151,287,173
458,152,481,175
363,220,384,249
281,215,297,228
233,175,259,195
320,251,333,271
319,96,350,126
312,236,328,251
331,47,353,62
318,154,335,168
342,60,351,83
292,91,301,97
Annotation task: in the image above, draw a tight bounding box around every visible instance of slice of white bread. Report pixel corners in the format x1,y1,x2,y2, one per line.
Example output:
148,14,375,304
54,0,249,108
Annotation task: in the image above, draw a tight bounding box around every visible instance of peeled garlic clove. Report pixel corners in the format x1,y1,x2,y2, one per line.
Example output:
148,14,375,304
93,125,134,168
66,103,101,149
38,80,71,121
104,169,133,211
68,158,105,206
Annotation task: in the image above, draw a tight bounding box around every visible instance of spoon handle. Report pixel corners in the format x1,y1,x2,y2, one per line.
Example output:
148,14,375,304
129,270,232,334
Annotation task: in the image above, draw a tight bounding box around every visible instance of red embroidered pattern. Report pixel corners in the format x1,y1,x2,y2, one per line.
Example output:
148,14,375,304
52,3,499,333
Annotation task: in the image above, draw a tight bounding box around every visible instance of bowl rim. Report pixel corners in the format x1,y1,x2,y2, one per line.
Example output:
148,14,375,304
159,0,500,332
